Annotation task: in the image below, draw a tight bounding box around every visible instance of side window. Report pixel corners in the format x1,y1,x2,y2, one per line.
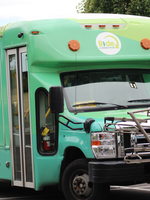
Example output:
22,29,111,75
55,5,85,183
36,88,57,155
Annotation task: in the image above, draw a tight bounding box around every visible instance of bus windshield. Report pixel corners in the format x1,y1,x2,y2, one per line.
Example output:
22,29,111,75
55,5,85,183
61,69,150,113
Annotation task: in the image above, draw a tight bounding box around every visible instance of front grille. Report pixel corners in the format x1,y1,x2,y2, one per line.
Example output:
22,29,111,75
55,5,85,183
137,137,148,144
136,129,150,144
104,108,150,163
112,126,150,157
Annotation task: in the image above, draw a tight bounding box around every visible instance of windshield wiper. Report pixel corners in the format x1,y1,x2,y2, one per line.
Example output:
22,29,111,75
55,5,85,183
128,98,150,103
73,102,127,108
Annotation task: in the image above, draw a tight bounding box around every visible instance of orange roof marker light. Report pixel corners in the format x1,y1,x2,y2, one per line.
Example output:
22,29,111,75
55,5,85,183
31,30,40,35
84,25,92,28
99,25,106,28
113,25,120,28
68,40,80,51
141,38,150,50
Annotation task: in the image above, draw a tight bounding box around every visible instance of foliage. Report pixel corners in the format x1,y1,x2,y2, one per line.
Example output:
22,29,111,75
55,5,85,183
77,0,150,17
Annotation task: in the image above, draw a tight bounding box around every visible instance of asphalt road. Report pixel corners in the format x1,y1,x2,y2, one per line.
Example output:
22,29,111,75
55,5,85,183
0,183,150,199
0,183,64,200
111,184,150,200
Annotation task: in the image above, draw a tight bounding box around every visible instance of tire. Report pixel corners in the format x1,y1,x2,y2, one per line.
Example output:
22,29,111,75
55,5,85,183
61,159,109,200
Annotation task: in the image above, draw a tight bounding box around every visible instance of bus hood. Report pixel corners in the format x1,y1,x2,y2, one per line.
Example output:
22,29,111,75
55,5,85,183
70,108,150,132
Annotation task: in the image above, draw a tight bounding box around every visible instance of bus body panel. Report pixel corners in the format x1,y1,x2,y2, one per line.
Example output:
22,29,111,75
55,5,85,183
0,14,150,194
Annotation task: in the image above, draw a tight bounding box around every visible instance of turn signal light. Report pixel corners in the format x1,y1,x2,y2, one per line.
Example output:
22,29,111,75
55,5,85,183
91,141,101,146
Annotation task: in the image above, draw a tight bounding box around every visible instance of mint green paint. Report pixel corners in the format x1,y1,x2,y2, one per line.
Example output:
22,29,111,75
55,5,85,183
73,16,150,41
0,149,12,180
0,39,12,181
0,41,4,147
0,15,149,190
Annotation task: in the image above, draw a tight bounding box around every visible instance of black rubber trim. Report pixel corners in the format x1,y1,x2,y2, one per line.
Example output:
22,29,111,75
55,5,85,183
89,160,150,184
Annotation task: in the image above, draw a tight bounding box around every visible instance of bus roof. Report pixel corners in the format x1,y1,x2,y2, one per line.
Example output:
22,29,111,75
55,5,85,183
1,14,150,67
3,13,150,31
73,13,150,19
3,14,150,41
0,25,8,37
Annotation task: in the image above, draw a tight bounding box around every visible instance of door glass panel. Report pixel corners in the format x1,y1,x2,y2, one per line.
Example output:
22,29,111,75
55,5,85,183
8,48,33,188
9,54,22,181
36,89,56,154
21,52,33,182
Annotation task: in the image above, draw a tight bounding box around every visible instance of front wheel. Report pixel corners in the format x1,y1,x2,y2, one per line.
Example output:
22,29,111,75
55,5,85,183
61,159,109,200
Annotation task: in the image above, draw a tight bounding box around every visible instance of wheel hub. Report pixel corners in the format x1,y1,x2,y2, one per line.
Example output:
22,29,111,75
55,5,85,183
72,174,92,197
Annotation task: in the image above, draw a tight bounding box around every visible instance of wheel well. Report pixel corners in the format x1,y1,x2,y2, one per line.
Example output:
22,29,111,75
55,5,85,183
60,147,86,177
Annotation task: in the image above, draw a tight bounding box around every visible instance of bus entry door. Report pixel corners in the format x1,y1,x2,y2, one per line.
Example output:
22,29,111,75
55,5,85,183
6,47,34,188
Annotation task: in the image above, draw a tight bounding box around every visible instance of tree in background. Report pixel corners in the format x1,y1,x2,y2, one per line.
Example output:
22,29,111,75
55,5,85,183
77,0,150,17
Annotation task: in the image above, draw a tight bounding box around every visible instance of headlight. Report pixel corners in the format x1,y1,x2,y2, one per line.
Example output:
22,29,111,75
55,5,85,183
91,132,116,159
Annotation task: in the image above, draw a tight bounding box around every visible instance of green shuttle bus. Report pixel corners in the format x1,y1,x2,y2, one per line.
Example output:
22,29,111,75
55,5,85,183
0,14,150,200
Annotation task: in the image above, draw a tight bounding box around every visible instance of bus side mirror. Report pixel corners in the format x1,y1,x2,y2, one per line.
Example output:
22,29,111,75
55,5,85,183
49,86,64,113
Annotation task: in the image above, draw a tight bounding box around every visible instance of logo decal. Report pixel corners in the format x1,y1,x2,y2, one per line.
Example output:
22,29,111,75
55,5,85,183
96,32,121,55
